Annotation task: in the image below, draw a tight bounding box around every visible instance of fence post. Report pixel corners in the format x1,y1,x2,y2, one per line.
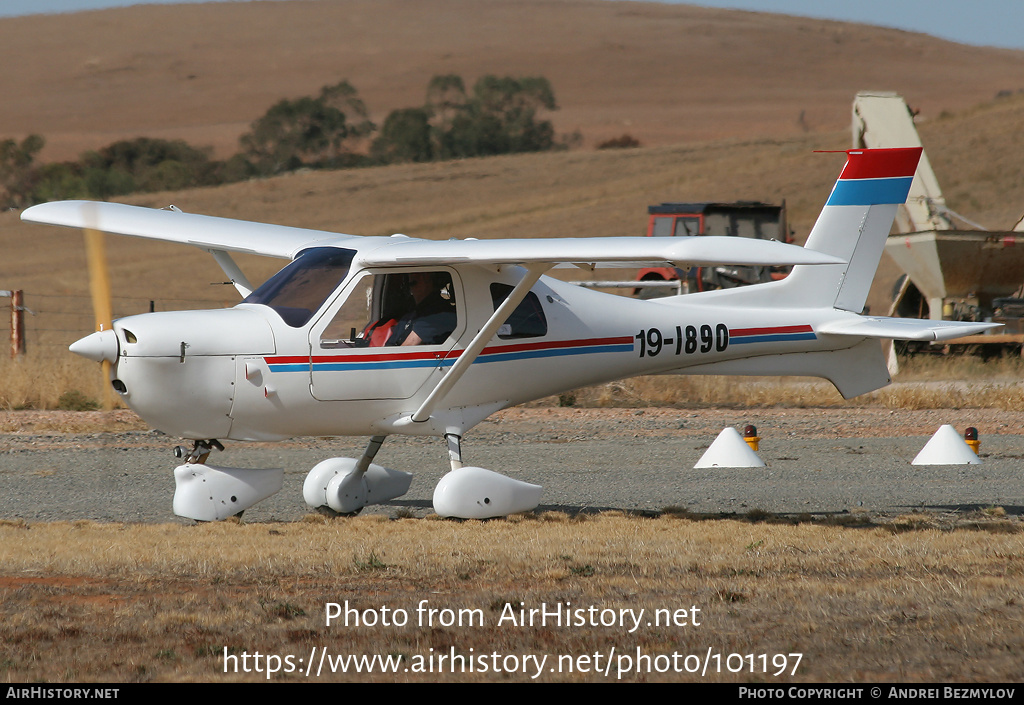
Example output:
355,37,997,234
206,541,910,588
9,290,25,358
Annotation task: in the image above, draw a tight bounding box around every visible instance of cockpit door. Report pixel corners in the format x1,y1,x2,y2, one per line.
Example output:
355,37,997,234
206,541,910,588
307,269,463,401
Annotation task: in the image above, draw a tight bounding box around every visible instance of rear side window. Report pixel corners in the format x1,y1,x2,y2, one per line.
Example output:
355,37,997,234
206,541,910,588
490,283,547,339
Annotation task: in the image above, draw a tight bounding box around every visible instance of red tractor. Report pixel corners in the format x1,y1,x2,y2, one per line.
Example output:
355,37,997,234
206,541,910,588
635,201,793,297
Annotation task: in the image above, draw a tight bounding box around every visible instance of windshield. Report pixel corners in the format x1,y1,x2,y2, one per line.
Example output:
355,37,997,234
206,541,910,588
243,247,356,327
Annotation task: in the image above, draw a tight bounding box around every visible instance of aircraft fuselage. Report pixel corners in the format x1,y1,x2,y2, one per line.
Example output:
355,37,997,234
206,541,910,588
104,258,856,442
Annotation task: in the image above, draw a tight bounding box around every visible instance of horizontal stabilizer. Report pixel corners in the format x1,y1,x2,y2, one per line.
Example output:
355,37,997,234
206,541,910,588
818,316,1002,342
357,235,845,269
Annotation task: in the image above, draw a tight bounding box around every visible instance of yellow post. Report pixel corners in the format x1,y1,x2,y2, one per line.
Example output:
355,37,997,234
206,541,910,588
84,228,114,410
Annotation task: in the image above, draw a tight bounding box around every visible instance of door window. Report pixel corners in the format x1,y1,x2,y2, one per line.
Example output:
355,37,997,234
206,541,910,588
318,271,459,348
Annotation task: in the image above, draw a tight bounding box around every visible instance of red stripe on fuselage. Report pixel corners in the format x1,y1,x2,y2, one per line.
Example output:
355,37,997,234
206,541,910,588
731,325,813,337
479,336,633,357
266,336,635,366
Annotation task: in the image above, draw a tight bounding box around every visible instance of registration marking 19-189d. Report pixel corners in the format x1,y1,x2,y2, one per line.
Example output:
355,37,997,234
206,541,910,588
635,324,729,358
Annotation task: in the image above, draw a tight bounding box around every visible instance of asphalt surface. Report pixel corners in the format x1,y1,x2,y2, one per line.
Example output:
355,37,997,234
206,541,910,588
1,409,1022,523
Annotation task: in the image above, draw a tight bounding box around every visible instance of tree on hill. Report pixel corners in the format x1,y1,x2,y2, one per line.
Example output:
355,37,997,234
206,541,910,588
3,73,569,204
469,75,558,153
370,107,433,164
373,74,562,164
425,74,469,158
239,80,375,175
448,75,557,158
0,134,45,207
80,137,217,196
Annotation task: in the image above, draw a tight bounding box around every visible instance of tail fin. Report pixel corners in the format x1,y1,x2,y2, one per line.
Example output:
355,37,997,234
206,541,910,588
780,147,922,311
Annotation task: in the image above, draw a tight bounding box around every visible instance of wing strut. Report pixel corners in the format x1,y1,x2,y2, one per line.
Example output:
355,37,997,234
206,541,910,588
207,249,255,297
410,264,552,423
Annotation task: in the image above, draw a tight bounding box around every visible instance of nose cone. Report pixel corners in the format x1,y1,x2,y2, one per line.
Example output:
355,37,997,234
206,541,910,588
69,329,119,363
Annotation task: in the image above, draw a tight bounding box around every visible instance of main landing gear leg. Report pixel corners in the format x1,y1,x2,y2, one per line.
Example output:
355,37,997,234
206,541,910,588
302,435,413,515
358,435,387,473
432,433,542,519
445,433,464,471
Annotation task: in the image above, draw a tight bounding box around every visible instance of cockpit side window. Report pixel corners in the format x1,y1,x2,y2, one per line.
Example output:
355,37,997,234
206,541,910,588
319,271,459,349
243,247,356,327
490,283,547,339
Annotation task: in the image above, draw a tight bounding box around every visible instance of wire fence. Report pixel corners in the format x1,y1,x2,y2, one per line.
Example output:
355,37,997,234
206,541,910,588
3,290,240,356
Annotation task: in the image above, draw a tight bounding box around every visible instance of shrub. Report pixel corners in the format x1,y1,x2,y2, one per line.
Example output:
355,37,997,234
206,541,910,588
56,390,100,412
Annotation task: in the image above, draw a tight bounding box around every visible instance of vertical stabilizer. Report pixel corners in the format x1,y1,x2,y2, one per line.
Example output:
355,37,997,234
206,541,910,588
779,147,921,313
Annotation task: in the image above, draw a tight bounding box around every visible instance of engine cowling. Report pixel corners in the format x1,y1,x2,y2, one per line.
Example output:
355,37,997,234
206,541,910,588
70,308,276,439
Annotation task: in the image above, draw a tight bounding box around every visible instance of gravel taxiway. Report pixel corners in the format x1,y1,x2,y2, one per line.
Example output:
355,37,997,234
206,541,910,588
1,408,1022,523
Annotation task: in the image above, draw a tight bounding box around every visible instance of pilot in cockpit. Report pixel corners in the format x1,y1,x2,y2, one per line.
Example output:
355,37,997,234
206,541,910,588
363,272,457,347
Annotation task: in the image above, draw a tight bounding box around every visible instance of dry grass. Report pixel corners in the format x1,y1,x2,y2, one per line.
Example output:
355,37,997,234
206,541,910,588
4,95,1024,412
529,353,1024,411
3,3,1024,415
4,93,1024,414
869,383,1024,411
1,513,1021,682
0,348,109,411
539,375,847,409
897,353,1024,379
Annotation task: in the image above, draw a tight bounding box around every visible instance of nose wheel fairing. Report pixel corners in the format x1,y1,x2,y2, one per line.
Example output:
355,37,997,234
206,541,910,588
173,463,284,522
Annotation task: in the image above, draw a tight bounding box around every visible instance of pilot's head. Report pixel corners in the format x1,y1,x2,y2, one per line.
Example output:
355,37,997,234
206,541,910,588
407,272,433,303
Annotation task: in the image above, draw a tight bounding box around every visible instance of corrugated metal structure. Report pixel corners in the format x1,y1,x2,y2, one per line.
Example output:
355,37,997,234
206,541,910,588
854,91,1024,353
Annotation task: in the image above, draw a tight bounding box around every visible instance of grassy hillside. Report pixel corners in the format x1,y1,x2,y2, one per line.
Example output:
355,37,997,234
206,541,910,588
6,91,1024,303
1,0,1022,161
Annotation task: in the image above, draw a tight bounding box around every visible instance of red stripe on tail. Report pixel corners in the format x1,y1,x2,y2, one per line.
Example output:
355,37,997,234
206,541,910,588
839,147,922,180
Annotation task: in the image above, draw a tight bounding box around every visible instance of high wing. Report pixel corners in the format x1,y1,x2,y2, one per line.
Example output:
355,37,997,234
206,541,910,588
20,200,352,260
22,199,845,270
355,234,844,268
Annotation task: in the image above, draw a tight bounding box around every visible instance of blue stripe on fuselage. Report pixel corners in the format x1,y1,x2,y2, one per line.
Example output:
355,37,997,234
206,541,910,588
729,332,817,345
272,342,635,374
312,358,450,372
267,363,309,373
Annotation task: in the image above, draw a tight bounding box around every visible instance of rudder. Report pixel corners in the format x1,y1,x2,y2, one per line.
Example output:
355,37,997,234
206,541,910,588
777,147,921,311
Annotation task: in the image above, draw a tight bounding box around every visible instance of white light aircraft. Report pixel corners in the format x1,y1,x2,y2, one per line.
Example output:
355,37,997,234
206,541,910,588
21,147,998,520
